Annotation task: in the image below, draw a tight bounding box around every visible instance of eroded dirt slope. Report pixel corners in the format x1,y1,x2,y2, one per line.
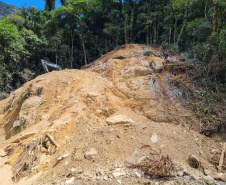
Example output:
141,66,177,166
0,44,224,185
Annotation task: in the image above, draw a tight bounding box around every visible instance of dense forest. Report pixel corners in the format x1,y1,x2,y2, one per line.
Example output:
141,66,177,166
0,0,225,99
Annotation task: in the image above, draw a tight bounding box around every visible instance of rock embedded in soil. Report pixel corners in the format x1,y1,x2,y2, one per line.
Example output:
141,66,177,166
151,133,158,143
202,175,215,185
103,175,108,181
216,173,226,182
204,169,212,176
84,148,98,160
112,168,126,179
87,92,99,97
106,115,135,125
65,177,75,184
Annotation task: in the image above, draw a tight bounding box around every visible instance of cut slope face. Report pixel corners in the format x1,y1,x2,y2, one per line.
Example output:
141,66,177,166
0,44,224,185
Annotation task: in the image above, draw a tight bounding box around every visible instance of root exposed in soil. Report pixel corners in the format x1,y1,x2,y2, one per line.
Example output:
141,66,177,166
130,149,176,178
12,136,43,181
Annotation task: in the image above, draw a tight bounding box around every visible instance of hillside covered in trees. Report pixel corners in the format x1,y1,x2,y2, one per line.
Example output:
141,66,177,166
0,1,18,19
0,0,225,98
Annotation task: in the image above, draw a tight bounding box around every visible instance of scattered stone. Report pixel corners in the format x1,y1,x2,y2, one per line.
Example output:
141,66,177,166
71,168,76,172
133,150,139,157
109,128,115,132
211,149,217,154
84,148,98,160
151,133,158,143
190,174,200,180
117,179,122,184
57,153,70,161
106,115,135,125
204,169,212,176
216,173,226,182
112,168,126,178
202,175,215,185
13,120,21,128
41,114,50,121
87,92,99,97
138,156,147,164
97,110,103,114
135,171,141,178
0,149,7,157
184,176,191,181
103,175,108,181
177,171,184,177
65,177,75,184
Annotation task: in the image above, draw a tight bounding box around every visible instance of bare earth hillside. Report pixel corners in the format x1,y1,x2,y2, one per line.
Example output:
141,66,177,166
0,44,225,185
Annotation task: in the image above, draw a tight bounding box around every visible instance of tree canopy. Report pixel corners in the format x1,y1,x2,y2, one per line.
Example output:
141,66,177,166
0,0,225,98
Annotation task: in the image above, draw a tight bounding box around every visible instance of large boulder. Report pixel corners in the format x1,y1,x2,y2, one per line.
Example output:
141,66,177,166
151,58,165,73
19,96,42,123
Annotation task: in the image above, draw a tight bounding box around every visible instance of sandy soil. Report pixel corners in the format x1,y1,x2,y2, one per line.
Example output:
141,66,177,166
0,44,225,185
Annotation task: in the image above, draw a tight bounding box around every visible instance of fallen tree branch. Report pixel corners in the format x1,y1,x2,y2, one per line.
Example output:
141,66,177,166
218,142,226,171
46,134,59,149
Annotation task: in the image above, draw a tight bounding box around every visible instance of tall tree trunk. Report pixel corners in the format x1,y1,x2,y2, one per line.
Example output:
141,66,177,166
157,18,159,43
169,27,172,44
79,33,87,66
130,7,135,43
56,53,58,64
150,27,152,45
70,31,74,69
204,0,208,21
174,19,178,43
212,0,218,33
124,14,129,44
45,0,56,11
146,30,149,45
219,6,223,28
176,24,185,45
154,23,157,44
105,39,108,53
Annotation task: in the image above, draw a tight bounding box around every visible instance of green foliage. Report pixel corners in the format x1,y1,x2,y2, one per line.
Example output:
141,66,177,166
13,119,26,135
169,44,179,53
0,18,25,62
0,0,225,101
0,1,19,19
